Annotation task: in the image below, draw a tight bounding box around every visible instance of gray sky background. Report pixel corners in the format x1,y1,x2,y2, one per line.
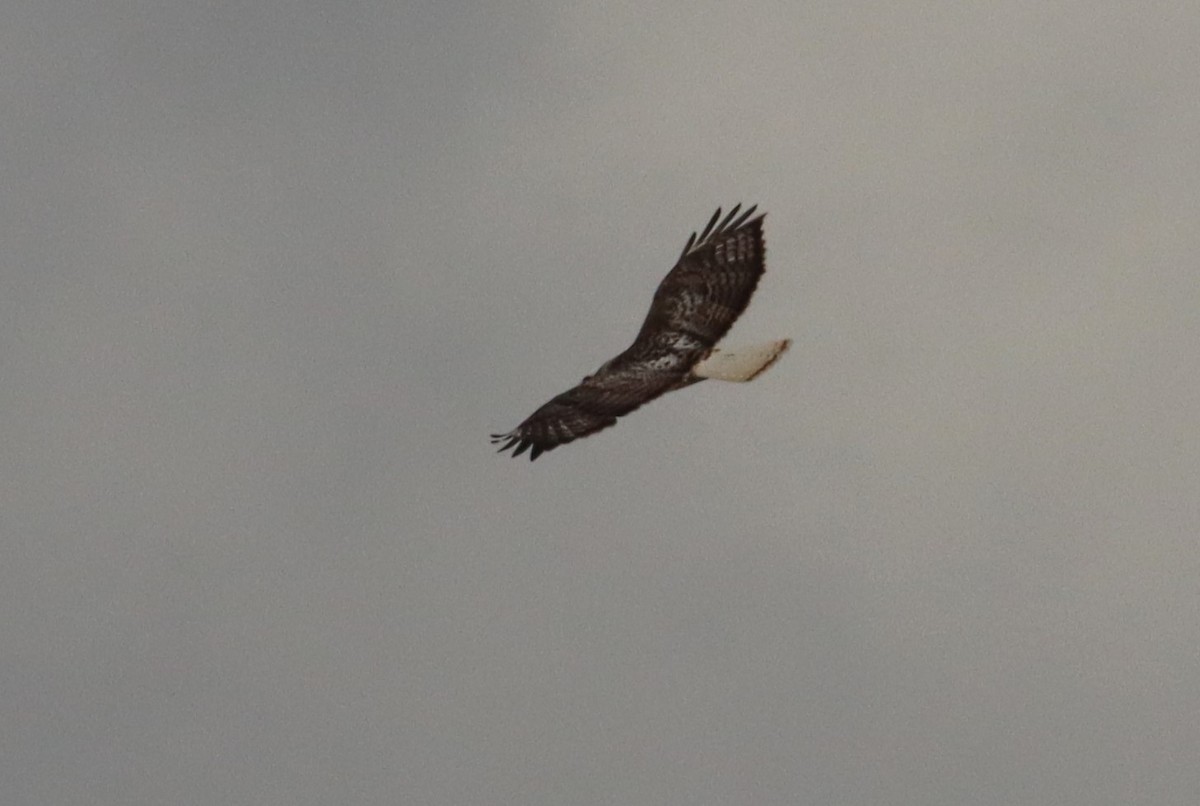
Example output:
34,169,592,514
3,2,1199,804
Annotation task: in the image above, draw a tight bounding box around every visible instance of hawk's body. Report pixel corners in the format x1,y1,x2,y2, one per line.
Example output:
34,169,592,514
492,204,789,460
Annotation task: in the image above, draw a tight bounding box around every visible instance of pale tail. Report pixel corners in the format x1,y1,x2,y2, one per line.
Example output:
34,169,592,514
692,339,791,382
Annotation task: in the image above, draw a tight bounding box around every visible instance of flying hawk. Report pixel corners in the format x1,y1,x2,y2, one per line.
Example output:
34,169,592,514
492,204,790,460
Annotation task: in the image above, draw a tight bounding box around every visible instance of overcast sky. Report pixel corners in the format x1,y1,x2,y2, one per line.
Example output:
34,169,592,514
3,2,1199,804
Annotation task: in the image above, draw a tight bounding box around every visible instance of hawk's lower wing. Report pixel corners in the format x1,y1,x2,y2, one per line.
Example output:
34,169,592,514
491,365,679,460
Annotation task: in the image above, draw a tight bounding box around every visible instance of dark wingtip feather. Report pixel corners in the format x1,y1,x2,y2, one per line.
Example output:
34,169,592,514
696,207,722,243
511,441,531,458
530,444,544,461
730,204,758,230
714,203,742,236
678,231,697,260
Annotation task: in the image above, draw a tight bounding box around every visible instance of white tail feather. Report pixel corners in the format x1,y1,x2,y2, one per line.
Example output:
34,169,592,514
692,339,791,382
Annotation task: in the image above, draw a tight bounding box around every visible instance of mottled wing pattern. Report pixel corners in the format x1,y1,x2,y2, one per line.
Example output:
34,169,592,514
490,363,680,460
633,204,766,352
493,204,768,460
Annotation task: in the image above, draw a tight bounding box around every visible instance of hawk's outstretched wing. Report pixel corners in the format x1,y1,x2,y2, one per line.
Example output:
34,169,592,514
490,365,679,460
493,204,773,461
634,203,766,350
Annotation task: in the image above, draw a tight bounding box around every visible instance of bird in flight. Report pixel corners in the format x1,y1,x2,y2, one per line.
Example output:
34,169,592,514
492,204,790,460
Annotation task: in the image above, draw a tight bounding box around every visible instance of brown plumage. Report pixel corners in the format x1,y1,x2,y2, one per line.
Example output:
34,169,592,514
492,204,786,460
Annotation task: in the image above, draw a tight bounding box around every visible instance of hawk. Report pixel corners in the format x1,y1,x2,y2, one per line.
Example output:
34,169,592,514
492,204,790,460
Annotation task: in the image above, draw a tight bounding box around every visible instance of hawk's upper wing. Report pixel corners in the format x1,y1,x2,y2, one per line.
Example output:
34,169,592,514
632,204,767,350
